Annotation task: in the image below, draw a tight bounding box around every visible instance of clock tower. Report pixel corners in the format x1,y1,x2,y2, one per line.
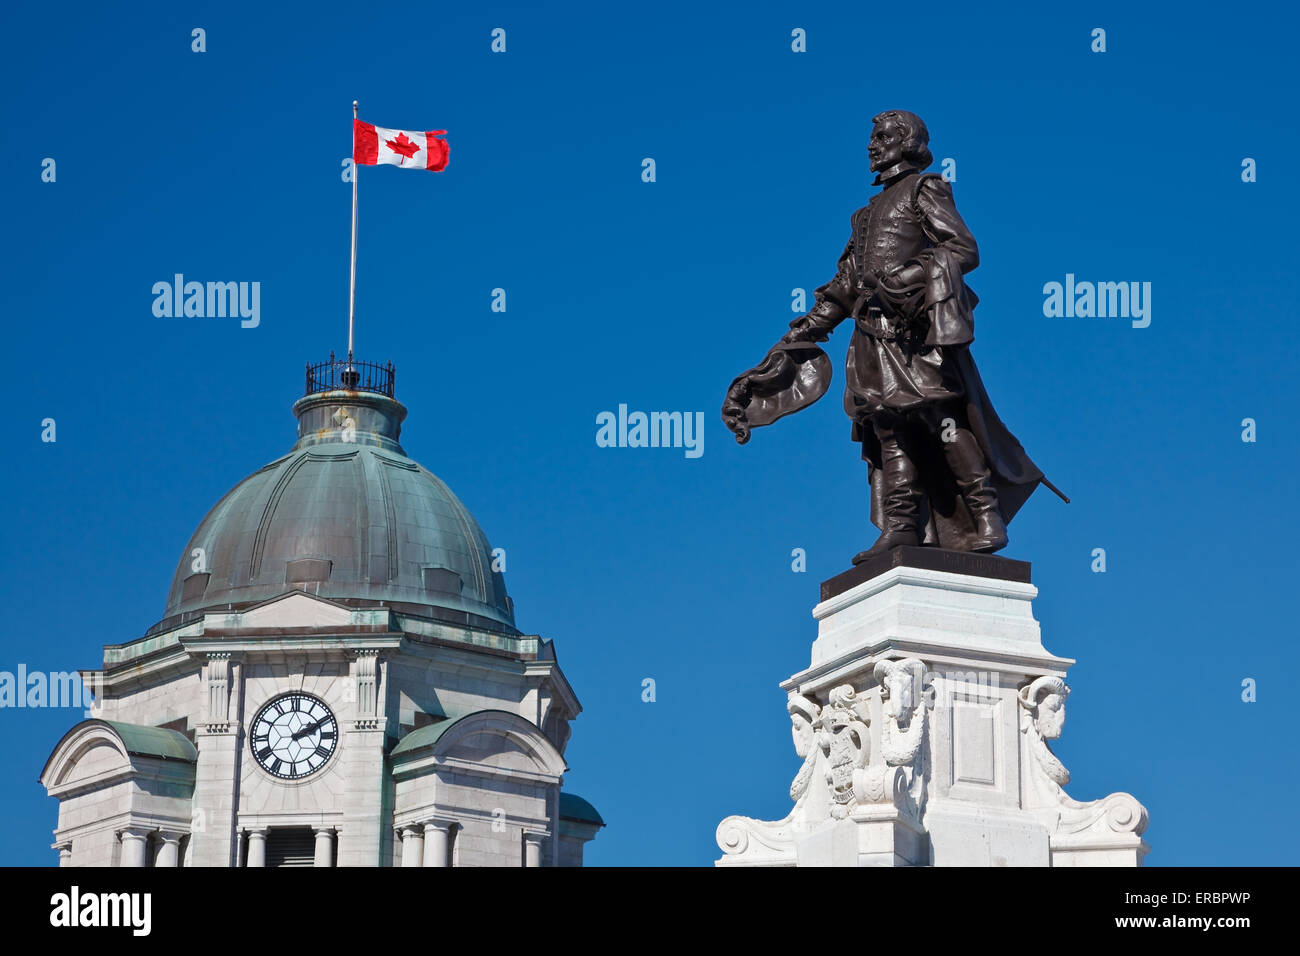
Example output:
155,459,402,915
41,357,603,867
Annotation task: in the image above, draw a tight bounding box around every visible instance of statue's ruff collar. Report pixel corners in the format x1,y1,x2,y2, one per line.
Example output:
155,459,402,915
871,162,920,186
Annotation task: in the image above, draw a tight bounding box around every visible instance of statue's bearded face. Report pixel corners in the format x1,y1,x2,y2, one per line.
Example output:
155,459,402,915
868,118,906,173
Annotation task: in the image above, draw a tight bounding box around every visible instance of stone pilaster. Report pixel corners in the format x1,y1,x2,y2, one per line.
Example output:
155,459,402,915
523,830,547,868
190,653,243,867
338,652,387,866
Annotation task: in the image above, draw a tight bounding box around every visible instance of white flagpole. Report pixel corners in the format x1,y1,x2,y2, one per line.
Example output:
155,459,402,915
348,99,359,369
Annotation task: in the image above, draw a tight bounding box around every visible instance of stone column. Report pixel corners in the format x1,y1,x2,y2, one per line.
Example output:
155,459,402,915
155,831,183,867
522,831,546,868
399,826,424,867
549,788,561,867
313,828,335,867
55,842,72,867
422,820,453,868
245,829,267,867
119,829,149,868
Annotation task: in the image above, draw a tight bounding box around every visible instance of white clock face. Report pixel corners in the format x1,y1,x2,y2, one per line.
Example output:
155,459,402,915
249,693,338,780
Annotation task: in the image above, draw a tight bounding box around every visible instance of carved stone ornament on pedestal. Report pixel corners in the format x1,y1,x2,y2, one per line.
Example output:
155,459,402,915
1016,676,1150,865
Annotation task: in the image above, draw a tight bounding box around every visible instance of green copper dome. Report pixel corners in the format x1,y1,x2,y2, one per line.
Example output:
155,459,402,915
160,384,515,633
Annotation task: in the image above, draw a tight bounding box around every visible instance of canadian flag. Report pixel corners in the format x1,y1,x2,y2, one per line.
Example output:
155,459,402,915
353,120,449,171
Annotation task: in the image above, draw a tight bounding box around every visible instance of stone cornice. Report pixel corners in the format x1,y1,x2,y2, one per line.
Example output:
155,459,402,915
180,632,404,656
524,658,581,718
783,638,1074,696
100,597,542,676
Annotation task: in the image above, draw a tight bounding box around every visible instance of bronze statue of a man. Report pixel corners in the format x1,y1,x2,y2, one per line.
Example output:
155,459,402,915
723,110,1065,564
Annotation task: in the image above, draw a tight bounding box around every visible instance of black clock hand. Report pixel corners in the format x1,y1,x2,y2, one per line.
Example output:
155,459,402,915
292,717,326,740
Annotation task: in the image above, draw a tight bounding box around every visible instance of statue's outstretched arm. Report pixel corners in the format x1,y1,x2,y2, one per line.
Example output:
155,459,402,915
721,228,850,443
786,233,855,343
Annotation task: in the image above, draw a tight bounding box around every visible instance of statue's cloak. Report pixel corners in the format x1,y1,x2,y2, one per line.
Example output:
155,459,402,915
722,337,1065,550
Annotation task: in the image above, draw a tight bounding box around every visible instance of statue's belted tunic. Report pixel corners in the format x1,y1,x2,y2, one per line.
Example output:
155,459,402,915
830,168,977,415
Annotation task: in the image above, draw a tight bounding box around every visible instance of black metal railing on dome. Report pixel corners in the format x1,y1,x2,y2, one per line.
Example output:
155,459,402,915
305,352,395,397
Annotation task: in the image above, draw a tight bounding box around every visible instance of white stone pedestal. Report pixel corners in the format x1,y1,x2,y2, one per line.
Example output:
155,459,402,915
716,550,1149,867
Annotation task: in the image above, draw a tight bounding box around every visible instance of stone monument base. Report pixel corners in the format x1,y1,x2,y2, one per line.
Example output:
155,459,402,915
716,548,1149,867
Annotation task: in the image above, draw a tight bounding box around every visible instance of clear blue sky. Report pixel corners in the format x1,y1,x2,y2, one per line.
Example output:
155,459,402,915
2,0,1297,866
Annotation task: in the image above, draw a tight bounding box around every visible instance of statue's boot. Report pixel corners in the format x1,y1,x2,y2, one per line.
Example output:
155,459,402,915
853,434,922,564
942,426,1007,553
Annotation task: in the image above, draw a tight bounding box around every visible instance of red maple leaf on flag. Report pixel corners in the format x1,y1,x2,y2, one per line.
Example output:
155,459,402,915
384,132,421,163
